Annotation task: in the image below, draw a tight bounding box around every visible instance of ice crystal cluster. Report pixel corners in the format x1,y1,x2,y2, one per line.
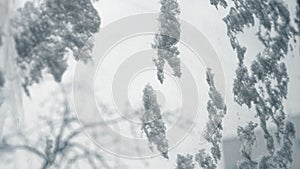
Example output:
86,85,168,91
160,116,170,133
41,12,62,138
141,84,169,158
152,0,181,83
210,0,299,168
195,69,226,169
12,0,100,95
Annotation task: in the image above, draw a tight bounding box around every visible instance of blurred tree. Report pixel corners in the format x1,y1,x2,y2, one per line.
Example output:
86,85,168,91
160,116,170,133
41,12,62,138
0,86,115,169
0,0,25,139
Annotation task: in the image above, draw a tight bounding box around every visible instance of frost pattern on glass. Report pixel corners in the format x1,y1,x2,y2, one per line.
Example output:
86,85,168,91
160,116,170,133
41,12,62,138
12,0,101,95
141,84,169,159
152,0,181,83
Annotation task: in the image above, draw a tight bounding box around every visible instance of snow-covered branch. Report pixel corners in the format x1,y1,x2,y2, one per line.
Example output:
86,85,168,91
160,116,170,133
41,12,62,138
210,0,299,168
141,84,169,159
195,69,226,169
237,121,258,169
152,0,181,83
176,154,195,169
12,0,101,95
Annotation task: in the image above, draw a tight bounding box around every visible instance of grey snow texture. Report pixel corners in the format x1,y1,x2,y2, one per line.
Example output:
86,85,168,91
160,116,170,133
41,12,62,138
0,71,4,88
0,71,4,105
195,69,226,169
176,69,226,169
209,0,227,9
297,0,300,34
0,26,2,46
237,121,258,169
12,0,101,95
141,84,169,159
212,0,299,168
152,0,181,84
176,154,195,169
